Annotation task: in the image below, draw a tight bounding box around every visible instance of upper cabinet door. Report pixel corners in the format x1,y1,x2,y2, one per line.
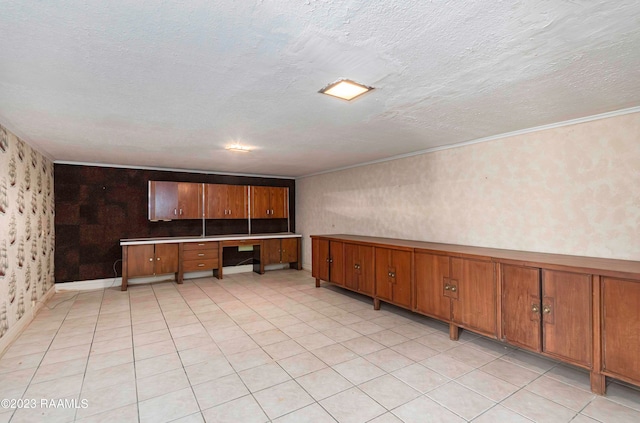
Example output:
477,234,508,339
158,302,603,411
205,184,227,219
149,181,179,220
251,186,271,218
269,187,288,218
177,182,202,219
228,185,248,218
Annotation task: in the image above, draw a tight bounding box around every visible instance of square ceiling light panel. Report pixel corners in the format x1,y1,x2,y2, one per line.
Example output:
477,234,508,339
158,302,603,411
319,79,374,101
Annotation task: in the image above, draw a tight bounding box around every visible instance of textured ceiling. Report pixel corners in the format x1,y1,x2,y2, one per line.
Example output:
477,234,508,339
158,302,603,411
1,1,639,177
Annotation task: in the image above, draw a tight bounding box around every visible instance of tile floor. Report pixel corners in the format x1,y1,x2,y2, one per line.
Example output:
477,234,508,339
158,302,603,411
1,269,639,423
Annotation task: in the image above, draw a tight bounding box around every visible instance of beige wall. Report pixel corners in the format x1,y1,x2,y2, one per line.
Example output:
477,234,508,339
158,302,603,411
296,112,640,267
0,124,55,342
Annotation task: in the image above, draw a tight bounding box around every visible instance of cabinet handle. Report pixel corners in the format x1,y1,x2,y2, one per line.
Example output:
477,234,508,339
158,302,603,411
198,253,205,257
326,258,330,263
149,258,153,262
266,209,270,215
543,305,552,314
179,208,183,215
229,209,232,215
329,259,333,263
198,243,205,246
174,208,177,215
198,263,205,267
531,304,540,313
444,284,451,290
450,285,457,292
271,209,274,215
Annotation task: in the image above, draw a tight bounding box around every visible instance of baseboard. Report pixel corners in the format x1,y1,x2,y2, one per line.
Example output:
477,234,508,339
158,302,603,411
0,284,56,357
54,264,291,292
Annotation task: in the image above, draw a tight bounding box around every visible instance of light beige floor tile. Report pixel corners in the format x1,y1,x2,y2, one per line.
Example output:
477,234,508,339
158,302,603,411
83,362,135,392
420,353,475,378
250,329,290,346
49,332,95,350
472,405,532,423
137,367,190,401
466,337,514,357
501,349,558,373
545,364,593,391
77,381,137,419
217,335,259,356
480,358,541,387
456,369,520,402
502,390,577,423
312,343,359,366
333,357,385,385
392,363,450,393
320,387,386,423
295,332,336,351
348,320,385,336
281,322,318,338
236,362,290,392
92,326,132,343
10,394,79,423
253,380,314,419
169,322,208,339
582,397,640,423
360,374,421,409
427,381,495,420
322,326,362,342
525,375,596,411
342,336,385,356
138,387,200,423
606,382,640,411
201,394,268,423
135,351,183,378
168,412,205,423
226,348,272,372
1,339,50,359
133,320,168,335
133,328,172,347
23,373,84,399
278,352,327,378
134,339,177,361
390,323,434,339
75,403,138,423
443,344,496,368
368,412,404,423
366,329,410,347
184,355,234,385
363,348,415,373
0,352,46,375
273,403,336,423
263,339,307,360
391,340,439,361
393,396,466,423
192,373,249,410
295,367,353,400
0,367,37,397
30,357,87,384
178,343,222,367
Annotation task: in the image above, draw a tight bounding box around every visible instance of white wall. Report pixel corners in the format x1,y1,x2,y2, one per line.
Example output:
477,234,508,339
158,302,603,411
0,124,55,343
296,112,640,268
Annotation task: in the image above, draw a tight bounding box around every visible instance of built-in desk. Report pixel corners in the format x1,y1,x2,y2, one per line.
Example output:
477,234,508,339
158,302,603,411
120,233,302,290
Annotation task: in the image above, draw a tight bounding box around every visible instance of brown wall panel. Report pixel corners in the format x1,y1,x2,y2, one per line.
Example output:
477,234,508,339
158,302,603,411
54,164,295,282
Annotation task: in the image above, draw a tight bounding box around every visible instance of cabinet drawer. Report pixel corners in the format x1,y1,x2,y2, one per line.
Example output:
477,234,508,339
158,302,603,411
183,249,219,260
183,259,219,272
183,241,219,251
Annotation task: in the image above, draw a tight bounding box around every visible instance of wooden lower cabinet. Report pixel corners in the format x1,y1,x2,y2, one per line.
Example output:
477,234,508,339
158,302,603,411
263,238,299,266
179,241,220,282
312,238,344,287
122,243,179,290
602,277,640,385
414,251,495,338
344,243,374,295
502,266,592,367
375,248,412,309
311,234,640,395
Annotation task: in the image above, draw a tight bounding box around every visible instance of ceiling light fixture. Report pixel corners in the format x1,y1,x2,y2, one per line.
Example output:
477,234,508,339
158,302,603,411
226,143,251,153
319,79,374,101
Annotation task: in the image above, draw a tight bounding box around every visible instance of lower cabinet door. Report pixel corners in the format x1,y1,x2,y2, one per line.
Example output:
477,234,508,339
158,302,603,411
415,252,451,321
263,239,282,265
127,245,155,277
280,238,298,263
357,245,374,296
542,270,592,366
155,243,179,274
344,243,359,291
391,249,412,308
451,257,496,336
603,277,640,381
501,264,542,352
375,248,394,302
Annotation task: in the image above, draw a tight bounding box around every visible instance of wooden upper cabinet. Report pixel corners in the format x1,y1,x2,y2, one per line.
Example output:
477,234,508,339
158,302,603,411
205,184,248,219
251,186,288,219
451,257,496,337
602,277,640,382
542,270,592,366
501,264,542,352
149,181,202,220
344,243,374,295
375,248,412,308
415,252,451,321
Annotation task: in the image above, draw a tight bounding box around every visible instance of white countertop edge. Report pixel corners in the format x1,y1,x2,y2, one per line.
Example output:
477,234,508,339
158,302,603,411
120,232,302,246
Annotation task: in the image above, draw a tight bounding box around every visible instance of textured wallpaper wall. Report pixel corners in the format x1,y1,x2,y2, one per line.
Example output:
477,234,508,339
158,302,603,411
297,112,640,267
0,124,55,342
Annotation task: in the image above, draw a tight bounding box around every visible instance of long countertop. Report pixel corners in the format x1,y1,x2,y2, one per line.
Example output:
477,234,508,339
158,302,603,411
312,234,640,280
121,232,302,246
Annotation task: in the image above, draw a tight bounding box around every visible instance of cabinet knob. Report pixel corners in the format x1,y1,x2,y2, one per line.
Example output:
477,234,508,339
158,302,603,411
543,305,552,314
174,209,177,215
531,304,540,313
450,285,457,292
149,258,153,262
444,284,451,290
157,257,160,261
